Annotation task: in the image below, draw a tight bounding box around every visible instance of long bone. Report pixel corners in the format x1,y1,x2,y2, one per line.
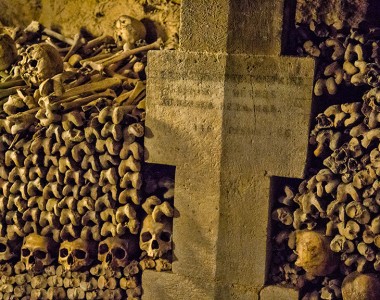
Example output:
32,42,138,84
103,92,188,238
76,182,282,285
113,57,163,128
29,166,48,180
20,21,75,45
43,182,63,198
120,141,143,160
71,141,94,162
102,183,118,201
7,224,24,240
95,193,115,211
83,169,99,183
100,208,117,224
39,211,60,228
99,168,118,186
81,211,99,226
99,38,163,67
58,196,78,211
95,137,122,155
80,225,101,242
119,188,140,205
99,153,120,169
81,155,101,171
61,110,85,130
100,222,117,237
46,165,64,184
60,224,80,241
8,166,28,183
120,172,142,189
77,197,95,214
118,156,141,175
24,154,42,169
10,180,28,199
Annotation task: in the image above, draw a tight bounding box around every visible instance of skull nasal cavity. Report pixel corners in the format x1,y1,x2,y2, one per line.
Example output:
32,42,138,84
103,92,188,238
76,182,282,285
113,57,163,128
0,243,6,252
106,253,112,263
152,240,159,249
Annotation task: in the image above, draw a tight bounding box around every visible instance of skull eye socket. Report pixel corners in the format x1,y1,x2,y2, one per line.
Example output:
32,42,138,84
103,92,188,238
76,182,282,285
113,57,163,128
141,232,152,242
22,249,30,257
29,60,38,68
0,243,6,252
34,250,47,259
60,248,69,258
114,247,126,259
74,250,86,259
160,231,171,242
99,244,109,255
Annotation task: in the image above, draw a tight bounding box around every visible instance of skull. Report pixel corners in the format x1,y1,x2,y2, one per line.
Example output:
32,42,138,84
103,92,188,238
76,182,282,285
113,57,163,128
59,239,96,271
295,230,337,277
139,215,172,258
21,234,58,273
342,272,380,300
98,236,139,269
114,15,146,49
0,236,21,261
20,43,63,87
0,34,17,70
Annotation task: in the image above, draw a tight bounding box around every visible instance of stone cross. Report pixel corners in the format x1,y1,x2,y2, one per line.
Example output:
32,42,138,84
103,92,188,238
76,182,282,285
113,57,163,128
143,0,315,299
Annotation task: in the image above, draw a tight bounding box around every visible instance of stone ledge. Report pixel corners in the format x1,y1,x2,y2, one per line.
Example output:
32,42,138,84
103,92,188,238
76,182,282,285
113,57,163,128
259,285,299,300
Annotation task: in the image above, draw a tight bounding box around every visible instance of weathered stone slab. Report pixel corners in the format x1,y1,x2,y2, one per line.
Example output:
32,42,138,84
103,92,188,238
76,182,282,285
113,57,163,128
180,0,284,55
145,51,227,299
217,54,314,291
142,270,218,300
143,50,314,299
260,285,299,300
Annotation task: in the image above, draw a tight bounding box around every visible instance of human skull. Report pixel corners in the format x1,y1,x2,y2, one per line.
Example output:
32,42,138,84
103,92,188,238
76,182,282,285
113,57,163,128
114,15,146,49
20,43,63,87
342,272,380,300
59,239,96,271
98,236,138,269
21,234,58,273
140,215,172,258
0,34,17,70
0,236,21,261
295,230,337,277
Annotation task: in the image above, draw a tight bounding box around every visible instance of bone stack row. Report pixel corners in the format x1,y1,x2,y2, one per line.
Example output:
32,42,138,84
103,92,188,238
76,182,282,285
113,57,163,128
296,21,380,96
0,103,144,243
271,20,380,298
0,18,176,299
0,261,143,300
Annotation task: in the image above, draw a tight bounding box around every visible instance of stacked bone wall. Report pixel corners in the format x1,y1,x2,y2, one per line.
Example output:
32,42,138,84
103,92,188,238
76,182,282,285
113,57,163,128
271,1,380,299
0,2,179,299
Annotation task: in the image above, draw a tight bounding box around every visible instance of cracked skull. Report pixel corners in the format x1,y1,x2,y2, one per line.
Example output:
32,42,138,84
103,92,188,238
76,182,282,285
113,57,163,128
21,234,58,272
114,15,146,49
59,239,96,271
295,230,337,277
98,236,138,269
20,43,63,86
140,215,172,258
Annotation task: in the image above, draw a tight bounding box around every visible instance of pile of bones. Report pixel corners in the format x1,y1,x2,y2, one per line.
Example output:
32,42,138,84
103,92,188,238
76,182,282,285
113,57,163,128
271,19,380,300
0,15,176,300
